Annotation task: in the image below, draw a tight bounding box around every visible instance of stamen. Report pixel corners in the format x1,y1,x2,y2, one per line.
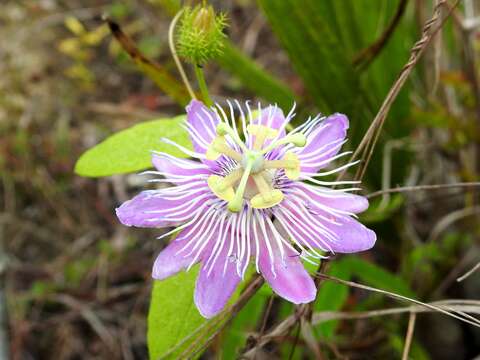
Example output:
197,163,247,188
247,124,278,151
264,152,300,180
228,160,253,212
251,173,284,209
206,136,242,161
216,123,248,152
260,132,306,155
207,169,243,201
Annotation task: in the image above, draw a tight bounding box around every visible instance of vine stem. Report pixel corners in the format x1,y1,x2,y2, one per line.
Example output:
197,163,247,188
366,182,480,198
169,10,197,100
194,65,213,106
336,0,460,183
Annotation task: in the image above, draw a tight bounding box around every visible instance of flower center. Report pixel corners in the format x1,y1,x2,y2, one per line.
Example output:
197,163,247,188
206,122,305,212
242,150,264,173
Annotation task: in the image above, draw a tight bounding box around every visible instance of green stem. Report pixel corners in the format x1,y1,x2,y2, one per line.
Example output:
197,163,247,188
194,65,213,106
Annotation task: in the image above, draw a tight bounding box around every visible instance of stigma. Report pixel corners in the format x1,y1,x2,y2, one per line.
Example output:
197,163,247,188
206,121,305,212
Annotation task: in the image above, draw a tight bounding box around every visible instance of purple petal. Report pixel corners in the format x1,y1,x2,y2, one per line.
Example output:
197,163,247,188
321,213,376,253
258,243,316,304
294,183,369,214
297,113,349,173
116,189,206,228
254,105,288,131
186,100,219,154
152,238,198,280
152,153,210,179
281,204,376,254
194,247,241,318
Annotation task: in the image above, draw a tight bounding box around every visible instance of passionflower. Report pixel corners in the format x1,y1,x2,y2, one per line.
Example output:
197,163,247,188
116,100,376,318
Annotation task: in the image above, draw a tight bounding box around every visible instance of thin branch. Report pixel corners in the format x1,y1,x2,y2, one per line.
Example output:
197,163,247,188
315,273,480,328
355,0,460,182
103,16,191,105
169,10,197,100
310,300,480,324
428,206,480,242
457,261,480,282
353,0,409,70
245,298,480,355
336,0,460,183
401,312,416,360
300,318,325,359
287,323,301,360
178,275,264,359
0,224,9,360
366,182,480,198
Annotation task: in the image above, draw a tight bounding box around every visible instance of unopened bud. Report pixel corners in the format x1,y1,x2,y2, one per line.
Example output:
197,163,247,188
177,4,228,65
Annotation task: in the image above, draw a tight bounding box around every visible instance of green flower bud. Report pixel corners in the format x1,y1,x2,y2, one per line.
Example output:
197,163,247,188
177,4,227,65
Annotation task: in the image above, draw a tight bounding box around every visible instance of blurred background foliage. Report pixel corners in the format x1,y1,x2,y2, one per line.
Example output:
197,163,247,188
1,0,480,359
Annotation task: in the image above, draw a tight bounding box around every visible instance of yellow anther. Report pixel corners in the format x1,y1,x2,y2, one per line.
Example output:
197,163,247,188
207,175,235,201
216,122,229,136
260,132,306,155
264,152,300,180
206,136,243,161
247,124,278,151
215,123,248,152
283,152,301,180
250,174,284,209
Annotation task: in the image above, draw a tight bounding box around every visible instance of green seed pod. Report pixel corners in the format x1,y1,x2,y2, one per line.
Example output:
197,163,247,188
177,4,227,65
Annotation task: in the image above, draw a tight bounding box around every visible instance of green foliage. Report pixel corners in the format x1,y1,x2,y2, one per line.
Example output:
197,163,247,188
75,115,191,177
107,20,191,105
256,0,414,185
221,292,266,358
257,0,363,115
148,265,255,359
217,42,297,110
315,260,351,338
148,267,206,359
390,334,431,360
64,257,95,286
155,0,297,109
360,194,404,224
343,256,414,297
177,5,227,65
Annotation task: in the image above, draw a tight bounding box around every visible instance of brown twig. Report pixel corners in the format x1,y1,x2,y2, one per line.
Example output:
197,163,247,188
335,0,460,183
352,0,409,70
102,16,191,105
250,295,275,359
0,223,9,360
355,0,460,182
175,275,264,359
401,312,416,360
366,182,480,198
457,261,480,282
310,300,480,324
315,273,480,328
287,323,301,360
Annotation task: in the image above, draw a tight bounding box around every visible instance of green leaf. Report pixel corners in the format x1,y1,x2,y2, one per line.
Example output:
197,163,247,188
217,42,298,110
256,0,370,118
220,292,266,359
148,265,258,359
343,257,415,297
390,334,431,360
148,267,206,360
315,259,351,338
75,115,191,177
256,0,414,187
